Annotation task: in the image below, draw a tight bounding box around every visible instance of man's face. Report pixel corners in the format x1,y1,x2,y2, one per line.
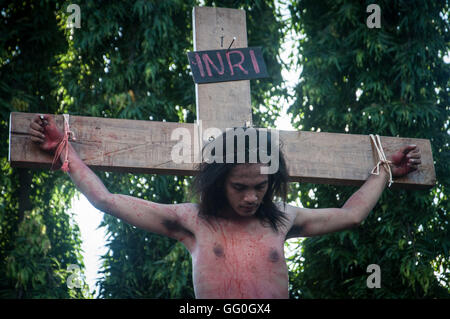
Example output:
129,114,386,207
224,163,269,218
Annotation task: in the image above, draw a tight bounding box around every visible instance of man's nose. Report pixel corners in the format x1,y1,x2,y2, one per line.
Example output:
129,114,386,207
243,191,258,204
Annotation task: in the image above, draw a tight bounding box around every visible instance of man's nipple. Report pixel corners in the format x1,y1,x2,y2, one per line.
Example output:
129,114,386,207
213,244,225,258
268,248,280,263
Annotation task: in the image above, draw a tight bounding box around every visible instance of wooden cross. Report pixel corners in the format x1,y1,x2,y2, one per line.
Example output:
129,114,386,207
9,6,435,190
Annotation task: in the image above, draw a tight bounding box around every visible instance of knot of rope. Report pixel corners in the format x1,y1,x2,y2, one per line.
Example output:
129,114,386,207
52,114,76,173
369,134,393,187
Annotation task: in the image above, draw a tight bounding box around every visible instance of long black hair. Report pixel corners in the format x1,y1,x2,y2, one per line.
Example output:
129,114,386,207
192,127,289,232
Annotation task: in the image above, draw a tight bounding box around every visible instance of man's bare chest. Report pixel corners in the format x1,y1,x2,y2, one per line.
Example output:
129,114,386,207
197,232,283,263
189,220,289,298
194,219,285,257
192,221,286,271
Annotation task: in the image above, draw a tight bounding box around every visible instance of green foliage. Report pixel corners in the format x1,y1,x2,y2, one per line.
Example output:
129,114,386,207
3,210,88,298
287,0,449,298
0,1,86,298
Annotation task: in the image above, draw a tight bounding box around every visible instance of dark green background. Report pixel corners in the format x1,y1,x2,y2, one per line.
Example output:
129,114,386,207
0,0,448,298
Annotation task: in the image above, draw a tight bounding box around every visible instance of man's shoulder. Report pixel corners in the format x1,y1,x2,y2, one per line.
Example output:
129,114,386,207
274,201,296,215
174,202,199,208
173,202,199,215
172,202,200,226
274,201,300,226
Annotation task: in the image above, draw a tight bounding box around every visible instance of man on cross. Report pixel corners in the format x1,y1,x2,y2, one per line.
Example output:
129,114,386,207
29,114,421,299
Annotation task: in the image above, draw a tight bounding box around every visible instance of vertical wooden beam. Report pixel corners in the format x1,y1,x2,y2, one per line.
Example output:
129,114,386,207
193,6,252,132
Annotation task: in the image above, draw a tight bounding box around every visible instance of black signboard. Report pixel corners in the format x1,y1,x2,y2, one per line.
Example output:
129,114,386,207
187,47,269,84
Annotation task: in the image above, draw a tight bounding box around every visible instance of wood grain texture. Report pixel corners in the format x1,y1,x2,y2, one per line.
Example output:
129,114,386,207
280,130,435,190
9,112,197,175
193,6,252,131
9,112,435,189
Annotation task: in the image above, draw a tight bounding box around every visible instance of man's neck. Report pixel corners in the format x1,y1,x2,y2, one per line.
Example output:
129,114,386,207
218,205,253,222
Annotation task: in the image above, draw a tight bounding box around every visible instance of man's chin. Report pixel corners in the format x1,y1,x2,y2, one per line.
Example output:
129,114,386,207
238,206,258,215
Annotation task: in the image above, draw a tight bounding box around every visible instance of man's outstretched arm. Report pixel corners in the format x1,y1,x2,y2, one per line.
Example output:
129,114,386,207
28,114,195,242
342,144,421,223
286,145,421,238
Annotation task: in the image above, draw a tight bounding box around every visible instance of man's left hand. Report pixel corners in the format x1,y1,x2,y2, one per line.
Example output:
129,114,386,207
389,145,421,177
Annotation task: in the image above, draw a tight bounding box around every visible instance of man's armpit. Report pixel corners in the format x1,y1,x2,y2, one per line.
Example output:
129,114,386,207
161,211,196,240
285,224,304,239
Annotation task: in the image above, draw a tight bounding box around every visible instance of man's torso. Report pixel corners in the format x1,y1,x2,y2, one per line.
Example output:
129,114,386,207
177,203,295,299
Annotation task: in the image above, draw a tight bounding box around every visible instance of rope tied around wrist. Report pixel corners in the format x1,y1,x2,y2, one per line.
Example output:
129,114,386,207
51,114,76,173
369,134,393,187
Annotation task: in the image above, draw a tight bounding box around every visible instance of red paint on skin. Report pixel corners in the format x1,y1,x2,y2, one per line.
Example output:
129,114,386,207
344,190,367,210
390,151,409,175
389,146,420,177
391,151,404,164
68,158,291,299
191,216,288,298
108,133,118,140
40,119,64,152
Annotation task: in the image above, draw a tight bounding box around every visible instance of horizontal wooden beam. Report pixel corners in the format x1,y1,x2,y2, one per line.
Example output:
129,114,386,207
9,112,197,176
280,130,435,189
9,112,435,189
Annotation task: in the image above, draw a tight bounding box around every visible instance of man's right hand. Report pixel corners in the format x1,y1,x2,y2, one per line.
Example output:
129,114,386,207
29,114,64,153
